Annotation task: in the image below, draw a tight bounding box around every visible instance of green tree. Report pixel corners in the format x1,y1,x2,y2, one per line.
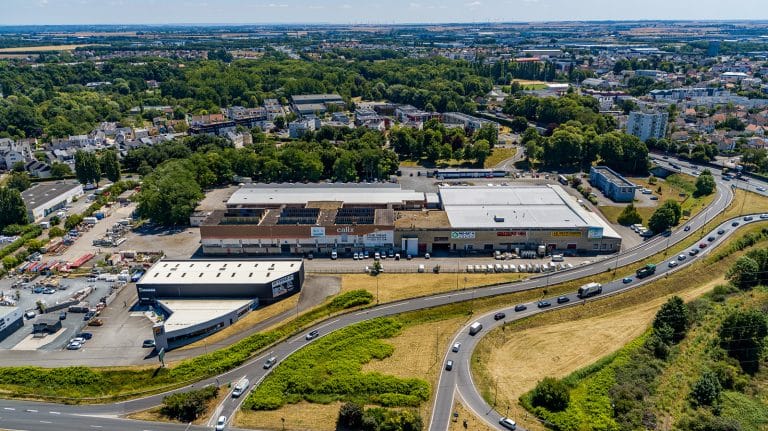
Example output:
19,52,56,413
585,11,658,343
719,310,768,373
690,370,721,407
726,256,760,290
473,139,491,166
65,213,84,230
648,205,676,234
136,160,204,226
338,402,364,429
694,170,716,197
333,153,358,182
0,187,28,230
617,203,642,226
474,124,498,148
11,161,25,173
48,226,65,238
6,172,31,192
530,377,570,412
160,386,218,422
50,162,73,179
100,150,121,183
74,150,101,186
653,296,688,343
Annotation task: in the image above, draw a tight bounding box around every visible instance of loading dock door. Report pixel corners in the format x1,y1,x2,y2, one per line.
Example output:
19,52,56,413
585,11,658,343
402,238,418,256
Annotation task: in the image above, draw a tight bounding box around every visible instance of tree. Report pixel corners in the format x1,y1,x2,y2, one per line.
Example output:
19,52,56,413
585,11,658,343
617,204,642,226
474,124,498,148
690,370,721,407
530,377,570,412
338,402,364,429
50,162,73,179
653,296,688,343
719,310,768,373
510,116,529,133
100,150,121,182
160,386,218,422
6,172,31,192
48,226,65,238
726,256,760,290
648,205,676,234
333,153,357,182
136,160,204,226
11,161,25,173
74,150,101,186
0,187,28,230
473,140,491,166
694,171,716,197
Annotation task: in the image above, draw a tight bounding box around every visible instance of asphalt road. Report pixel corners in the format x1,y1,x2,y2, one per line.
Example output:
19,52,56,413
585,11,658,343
1,155,765,431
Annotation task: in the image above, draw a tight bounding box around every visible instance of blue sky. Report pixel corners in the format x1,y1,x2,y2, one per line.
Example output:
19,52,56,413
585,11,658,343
2,0,768,25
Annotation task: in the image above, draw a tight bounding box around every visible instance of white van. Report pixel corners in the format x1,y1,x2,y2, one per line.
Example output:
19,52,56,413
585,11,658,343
469,321,483,336
232,378,250,398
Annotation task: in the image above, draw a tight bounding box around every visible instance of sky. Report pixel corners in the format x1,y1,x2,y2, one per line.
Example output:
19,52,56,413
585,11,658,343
2,0,768,25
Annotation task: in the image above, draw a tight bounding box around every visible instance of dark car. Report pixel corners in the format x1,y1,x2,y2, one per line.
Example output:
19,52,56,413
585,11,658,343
493,312,506,321
717,229,725,235
537,300,551,308
83,311,96,321
557,296,570,304
305,330,320,340
684,225,691,231
445,360,454,371
708,236,716,242
699,242,708,249
732,221,740,227
514,304,527,312
76,332,93,340
142,339,156,348
59,311,67,320
32,286,44,294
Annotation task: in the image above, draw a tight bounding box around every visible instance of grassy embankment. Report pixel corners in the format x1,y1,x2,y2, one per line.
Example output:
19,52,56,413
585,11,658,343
472,222,768,431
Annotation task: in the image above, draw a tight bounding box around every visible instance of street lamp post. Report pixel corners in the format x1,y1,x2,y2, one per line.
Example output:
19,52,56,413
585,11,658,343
376,277,379,305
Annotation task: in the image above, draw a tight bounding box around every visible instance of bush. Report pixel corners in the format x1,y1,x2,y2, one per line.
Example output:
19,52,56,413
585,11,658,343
690,370,722,407
160,385,218,422
677,411,742,431
338,402,364,429
48,227,65,238
653,296,688,343
719,310,768,374
65,214,84,230
617,203,643,226
328,290,375,311
530,377,570,412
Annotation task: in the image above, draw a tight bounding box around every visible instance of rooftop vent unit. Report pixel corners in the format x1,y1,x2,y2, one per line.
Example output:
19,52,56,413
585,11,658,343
493,215,505,223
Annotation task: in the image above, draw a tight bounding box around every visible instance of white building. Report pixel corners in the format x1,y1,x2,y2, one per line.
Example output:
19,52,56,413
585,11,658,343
21,181,84,221
627,111,668,142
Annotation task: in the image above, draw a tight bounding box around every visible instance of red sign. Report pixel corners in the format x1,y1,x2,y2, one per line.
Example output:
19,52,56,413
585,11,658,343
497,231,526,237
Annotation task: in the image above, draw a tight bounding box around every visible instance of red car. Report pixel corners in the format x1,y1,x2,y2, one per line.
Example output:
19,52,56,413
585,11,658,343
699,243,707,249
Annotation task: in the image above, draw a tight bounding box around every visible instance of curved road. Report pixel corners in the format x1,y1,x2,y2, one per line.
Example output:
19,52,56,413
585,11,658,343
0,156,765,431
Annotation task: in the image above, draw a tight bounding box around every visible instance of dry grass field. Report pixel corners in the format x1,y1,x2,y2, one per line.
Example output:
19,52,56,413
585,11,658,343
0,44,99,53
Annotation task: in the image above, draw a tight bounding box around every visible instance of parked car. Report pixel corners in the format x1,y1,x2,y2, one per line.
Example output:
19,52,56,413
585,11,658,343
32,286,44,294
59,311,67,320
514,304,527,312
83,311,96,321
493,312,506,321
142,339,156,348
353,252,359,260
88,318,104,326
66,341,82,350
76,332,93,340
305,330,320,340
42,288,56,294
424,253,431,259
24,310,36,319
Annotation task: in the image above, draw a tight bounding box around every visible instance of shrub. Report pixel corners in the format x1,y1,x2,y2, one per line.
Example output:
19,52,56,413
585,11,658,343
338,402,364,429
653,296,688,343
530,377,570,412
617,203,643,226
690,370,722,407
65,214,84,230
48,227,65,238
677,411,742,431
160,385,218,422
719,310,768,374
328,290,375,311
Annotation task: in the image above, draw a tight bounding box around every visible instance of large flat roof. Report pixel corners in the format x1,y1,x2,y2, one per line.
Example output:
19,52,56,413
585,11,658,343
592,166,636,187
140,259,302,286
439,185,620,237
158,299,253,332
21,181,82,209
228,184,425,206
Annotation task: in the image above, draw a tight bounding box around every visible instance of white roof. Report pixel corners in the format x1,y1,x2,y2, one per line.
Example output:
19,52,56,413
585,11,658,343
141,260,301,286
440,185,620,238
158,299,253,332
228,184,425,206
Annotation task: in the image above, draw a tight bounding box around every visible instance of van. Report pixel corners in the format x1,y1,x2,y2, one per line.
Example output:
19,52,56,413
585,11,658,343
551,254,564,262
469,321,483,336
232,378,250,398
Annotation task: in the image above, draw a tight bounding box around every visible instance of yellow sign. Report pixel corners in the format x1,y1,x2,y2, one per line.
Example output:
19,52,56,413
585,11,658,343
551,231,582,237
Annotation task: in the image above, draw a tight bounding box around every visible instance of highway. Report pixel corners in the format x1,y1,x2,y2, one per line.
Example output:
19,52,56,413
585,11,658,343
0,155,765,431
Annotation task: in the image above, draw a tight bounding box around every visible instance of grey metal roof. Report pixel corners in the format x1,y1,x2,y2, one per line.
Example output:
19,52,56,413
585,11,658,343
228,184,425,206
21,181,82,210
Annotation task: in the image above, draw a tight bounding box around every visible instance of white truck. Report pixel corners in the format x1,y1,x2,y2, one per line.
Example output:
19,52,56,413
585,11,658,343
577,282,603,299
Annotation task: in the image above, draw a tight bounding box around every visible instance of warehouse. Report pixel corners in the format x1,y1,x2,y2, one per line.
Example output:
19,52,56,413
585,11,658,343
396,185,621,255
137,258,304,350
201,184,425,256
21,181,83,222
0,307,23,342
198,183,621,256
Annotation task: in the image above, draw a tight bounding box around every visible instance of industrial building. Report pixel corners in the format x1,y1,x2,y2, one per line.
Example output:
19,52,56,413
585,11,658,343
291,94,345,117
198,183,621,256
589,166,637,203
0,307,23,342
136,258,305,350
21,181,84,222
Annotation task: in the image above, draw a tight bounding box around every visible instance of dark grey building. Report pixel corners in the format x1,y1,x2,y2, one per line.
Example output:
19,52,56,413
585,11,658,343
0,307,23,342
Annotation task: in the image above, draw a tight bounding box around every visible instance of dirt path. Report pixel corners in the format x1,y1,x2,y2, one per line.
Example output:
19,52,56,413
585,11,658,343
484,278,721,430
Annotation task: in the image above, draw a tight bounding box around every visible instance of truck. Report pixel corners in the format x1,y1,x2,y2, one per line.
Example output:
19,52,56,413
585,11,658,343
577,282,602,299
636,264,656,279
469,321,483,336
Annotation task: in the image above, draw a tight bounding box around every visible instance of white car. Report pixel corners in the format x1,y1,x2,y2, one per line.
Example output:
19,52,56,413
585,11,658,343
215,415,227,431
761,214,768,219
66,341,82,350
757,186,766,192
668,260,678,268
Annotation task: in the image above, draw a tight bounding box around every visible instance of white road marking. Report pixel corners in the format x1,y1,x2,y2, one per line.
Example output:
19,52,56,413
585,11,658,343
39,421,51,424
49,411,60,415
4,407,15,411
26,409,38,413
90,425,103,428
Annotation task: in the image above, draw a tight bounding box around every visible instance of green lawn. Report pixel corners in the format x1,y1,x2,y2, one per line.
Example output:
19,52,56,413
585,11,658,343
484,147,517,168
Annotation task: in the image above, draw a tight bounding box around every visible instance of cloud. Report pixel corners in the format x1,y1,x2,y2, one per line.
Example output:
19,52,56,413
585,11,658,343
466,0,482,6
